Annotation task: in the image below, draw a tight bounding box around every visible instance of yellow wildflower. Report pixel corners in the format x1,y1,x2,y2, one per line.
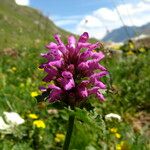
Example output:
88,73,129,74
110,128,118,133
120,141,125,146
129,42,134,49
115,133,121,139
127,51,134,55
28,114,38,119
55,137,61,143
55,133,65,143
12,67,17,72
139,47,145,53
31,91,38,97
33,120,46,128
116,144,122,150
116,141,125,150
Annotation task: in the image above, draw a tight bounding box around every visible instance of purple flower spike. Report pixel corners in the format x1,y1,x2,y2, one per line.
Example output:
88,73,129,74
39,32,108,106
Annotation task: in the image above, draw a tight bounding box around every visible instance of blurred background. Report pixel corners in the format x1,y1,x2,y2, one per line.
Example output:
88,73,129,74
0,0,150,150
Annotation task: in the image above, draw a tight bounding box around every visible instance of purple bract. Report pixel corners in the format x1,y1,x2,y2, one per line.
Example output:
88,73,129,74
39,32,108,106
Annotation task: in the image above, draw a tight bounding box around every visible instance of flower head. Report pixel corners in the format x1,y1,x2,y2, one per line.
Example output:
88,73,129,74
0,116,10,130
28,113,38,119
109,128,118,133
3,112,25,125
55,133,65,143
11,67,17,72
115,133,121,139
105,113,122,122
116,141,126,150
33,120,46,128
39,32,108,106
31,91,39,97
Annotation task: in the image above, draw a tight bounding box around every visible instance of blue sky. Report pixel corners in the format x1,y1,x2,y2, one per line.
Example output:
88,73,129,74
15,0,150,39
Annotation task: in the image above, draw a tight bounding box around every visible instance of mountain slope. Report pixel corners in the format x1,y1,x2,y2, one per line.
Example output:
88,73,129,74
0,0,69,50
102,23,150,42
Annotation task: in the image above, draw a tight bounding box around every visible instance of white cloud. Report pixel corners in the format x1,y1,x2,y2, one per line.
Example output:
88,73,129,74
143,0,150,2
15,0,30,6
54,20,78,26
76,1,150,39
93,8,118,22
50,15,83,27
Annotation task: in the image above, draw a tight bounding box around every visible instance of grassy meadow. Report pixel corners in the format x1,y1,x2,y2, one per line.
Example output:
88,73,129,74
0,40,150,149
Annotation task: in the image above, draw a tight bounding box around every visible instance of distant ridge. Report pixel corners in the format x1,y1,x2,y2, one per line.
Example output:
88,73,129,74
102,22,150,42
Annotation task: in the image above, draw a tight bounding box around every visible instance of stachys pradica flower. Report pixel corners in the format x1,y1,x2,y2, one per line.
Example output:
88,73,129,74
39,32,108,106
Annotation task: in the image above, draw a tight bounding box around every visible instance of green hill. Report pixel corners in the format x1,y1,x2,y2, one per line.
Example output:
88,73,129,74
0,0,69,50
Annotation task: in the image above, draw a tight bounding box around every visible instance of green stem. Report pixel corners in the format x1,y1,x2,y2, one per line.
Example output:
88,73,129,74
63,114,75,150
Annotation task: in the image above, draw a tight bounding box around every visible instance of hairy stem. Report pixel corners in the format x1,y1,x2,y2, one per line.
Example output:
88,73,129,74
63,114,75,150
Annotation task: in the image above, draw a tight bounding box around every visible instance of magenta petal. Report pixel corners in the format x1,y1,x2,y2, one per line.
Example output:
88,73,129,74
68,35,76,49
44,67,57,74
87,42,100,51
79,51,92,62
39,63,46,69
98,64,107,71
78,62,89,70
87,60,99,70
39,86,47,92
88,87,99,95
78,86,88,98
96,91,105,101
62,71,73,79
67,64,75,74
90,71,108,80
92,51,105,60
54,34,67,54
48,89,62,102
41,53,54,61
48,60,63,68
63,78,75,90
48,85,61,90
95,80,106,89
78,32,89,43
43,75,53,82
46,42,58,50
42,67,57,82
58,45,68,55
80,80,89,86
77,42,91,49
51,49,62,60
54,34,62,45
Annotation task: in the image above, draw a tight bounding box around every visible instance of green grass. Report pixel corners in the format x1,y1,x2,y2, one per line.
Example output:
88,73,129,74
0,0,70,50
0,43,150,149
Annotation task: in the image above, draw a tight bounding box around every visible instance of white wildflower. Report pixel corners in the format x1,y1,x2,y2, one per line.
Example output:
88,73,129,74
47,109,58,115
3,112,25,125
0,117,10,130
105,113,122,122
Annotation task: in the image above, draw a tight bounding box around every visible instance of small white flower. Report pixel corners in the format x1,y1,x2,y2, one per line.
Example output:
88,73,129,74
105,113,122,122
47,109,58,115
0,117,10,130
3,112,25,125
